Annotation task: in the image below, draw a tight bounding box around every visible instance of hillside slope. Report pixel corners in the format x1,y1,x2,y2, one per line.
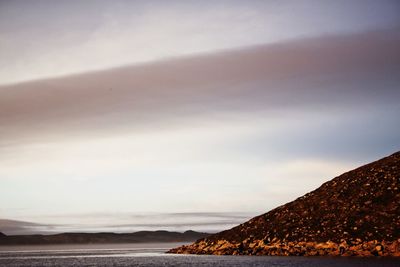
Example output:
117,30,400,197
169,152,400,256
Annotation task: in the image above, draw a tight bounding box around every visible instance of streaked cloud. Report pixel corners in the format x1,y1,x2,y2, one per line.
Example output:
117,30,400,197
0,213,255,235
1,29,399,149
1,30,399,223
0,219,48,235
0,0,399,84
0,1,399,233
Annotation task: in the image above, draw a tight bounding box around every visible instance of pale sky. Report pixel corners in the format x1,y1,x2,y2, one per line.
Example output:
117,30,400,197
0,0,399,234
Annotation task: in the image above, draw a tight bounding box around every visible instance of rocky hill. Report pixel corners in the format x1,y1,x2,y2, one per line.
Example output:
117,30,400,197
169,151,400,256
0,230,208,245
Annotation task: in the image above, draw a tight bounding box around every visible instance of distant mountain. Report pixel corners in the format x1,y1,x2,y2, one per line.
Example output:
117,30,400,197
0,230,208,245
169,152,400,256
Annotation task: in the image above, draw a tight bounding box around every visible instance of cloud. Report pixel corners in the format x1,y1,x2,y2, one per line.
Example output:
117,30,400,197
0,29,399,225
0,219,49,235
1,29,399,151
0,212,255,235
0,0,399,84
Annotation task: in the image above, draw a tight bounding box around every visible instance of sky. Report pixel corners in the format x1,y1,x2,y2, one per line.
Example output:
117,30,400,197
0,0,399,235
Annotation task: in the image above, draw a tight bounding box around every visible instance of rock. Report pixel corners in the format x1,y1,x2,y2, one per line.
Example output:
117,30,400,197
168,151,400,257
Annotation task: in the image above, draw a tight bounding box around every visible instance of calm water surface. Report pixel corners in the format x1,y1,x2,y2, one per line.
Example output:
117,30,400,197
0,243,399,267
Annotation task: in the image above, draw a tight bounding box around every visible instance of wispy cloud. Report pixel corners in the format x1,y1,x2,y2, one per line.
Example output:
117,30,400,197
0,212,255,235
0,0,399,84
0,2,399,228
0,29,399,223
1,29,399,150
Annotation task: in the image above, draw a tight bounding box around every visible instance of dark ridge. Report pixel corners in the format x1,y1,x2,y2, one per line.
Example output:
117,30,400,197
0,230,209,245
169,151,400,256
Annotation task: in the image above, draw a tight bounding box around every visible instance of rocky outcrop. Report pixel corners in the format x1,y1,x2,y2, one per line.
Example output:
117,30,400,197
169,238,400,257
169,151,400,256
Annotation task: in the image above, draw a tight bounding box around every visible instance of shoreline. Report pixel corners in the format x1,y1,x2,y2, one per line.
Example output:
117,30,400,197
168,239,400,257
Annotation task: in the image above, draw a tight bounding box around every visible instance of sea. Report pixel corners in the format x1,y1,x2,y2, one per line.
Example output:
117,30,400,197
0,243,399,267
